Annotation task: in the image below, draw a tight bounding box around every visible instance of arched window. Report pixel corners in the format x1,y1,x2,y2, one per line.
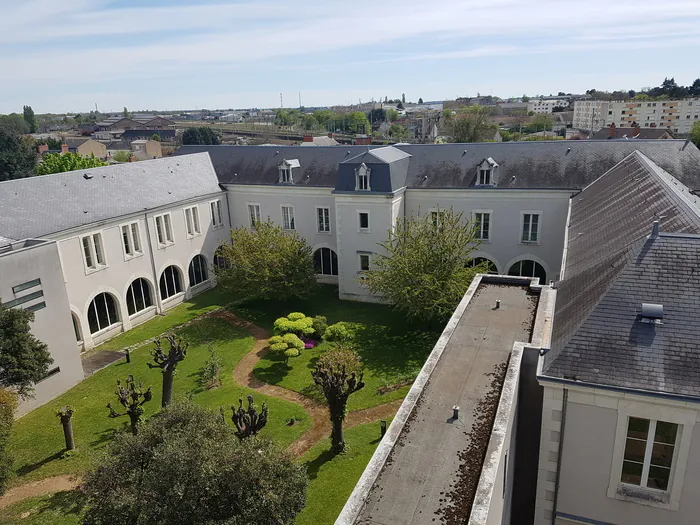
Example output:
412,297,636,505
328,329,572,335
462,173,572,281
126,278,153,316
160,266,183,300
188,255,209,286
87,293,120,334
213,248,231,270
508,260,546,282
71,313,82,343
467,257,498,273
314,248,338,276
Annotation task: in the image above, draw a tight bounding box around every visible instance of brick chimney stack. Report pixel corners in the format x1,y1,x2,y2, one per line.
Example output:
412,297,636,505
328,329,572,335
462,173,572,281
37,144,48,154
609,122,616,138
60,143,69,154
303,135,314,142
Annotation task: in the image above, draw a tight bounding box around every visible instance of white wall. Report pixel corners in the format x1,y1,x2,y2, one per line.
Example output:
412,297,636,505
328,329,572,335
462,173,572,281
0,240,84,416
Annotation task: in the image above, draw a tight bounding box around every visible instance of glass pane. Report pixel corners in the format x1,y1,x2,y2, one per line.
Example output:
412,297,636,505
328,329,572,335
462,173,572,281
508,262,521,276
186,209,193,234
621,460,643,485
322,248,331,275
156,217,164,243
105,294,118,325
647,466,671,491
651,443,675,468
331,250,338,275
93,235,104,264
173,267,182,293
127,285,136,315
122,226,131,254
160,272,168,298
192,208,200,233
88,301,99,334
623,438,647,463
313,250,322,273
82,237,93,268
627,417,650,440
655,422,678,445
131,224,140,252
360,213,368,229
522,259,534,277
534,263,547,282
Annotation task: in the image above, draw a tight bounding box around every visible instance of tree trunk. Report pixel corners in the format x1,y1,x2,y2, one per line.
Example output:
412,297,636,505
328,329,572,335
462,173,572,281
330,413,345,453
128,410,141,435
62,420,75,450
161,368,174,408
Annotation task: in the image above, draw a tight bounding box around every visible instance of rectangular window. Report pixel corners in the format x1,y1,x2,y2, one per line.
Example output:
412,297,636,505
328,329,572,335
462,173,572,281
280,167,292,183
81,232,106,270
155,214,174,246
430,210,445,227
184,206,201,236
621,417,678,491
358,172,369,190
478,169,492,185
121,222,142,258
248,203,261,228
358,211,370,232
210,200,223,228
281,206,295,230
317,207,331,233
522,213,540,243
359,253,371,272
474,212,490,240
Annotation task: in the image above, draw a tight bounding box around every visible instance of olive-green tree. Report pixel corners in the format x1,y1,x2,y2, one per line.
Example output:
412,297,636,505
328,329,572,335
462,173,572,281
449,104,496,143
35,152,107,175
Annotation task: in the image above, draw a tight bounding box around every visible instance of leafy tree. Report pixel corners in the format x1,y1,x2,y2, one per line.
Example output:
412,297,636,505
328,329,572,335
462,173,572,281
201,344,223,389
368,108,387,123
151,133,161,142
0,389,17,495
38,137,62,150
213,220,317,302
82,401,307,525
389,124,410,141
449,104,496,142
323,322,355,345
312,109,335,129
301,113,316,131
312,348,365,452
362,208,487,324
182,127,220,145
147,335,188,407
22,105,37,133
386,109,399,122
273,312,315,337
112,150,132,162
401,93,406,104
0,300,53,396
230,395,268,438
0,113,29,134
107,376,153,435
346,111,370,134
35,152,107,175
275,109,294,127
267,333,305,361
521,94,530,102
122,107,129,118
691,121,700,148
691,78,700,96
418,97,423,104
397,101,404,110
0,126,36,181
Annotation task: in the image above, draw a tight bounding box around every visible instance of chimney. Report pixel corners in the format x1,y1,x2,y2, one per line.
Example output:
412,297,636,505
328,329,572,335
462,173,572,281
61,143,69,154
609,122,616,138
650,220,659,240
354,134,371,145
303,135,314,142
327,132,334,139
37,144,48,154
633,121,641,136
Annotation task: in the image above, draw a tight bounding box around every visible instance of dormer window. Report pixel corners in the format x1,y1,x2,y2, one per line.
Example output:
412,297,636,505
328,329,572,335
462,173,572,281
476,157,499,187
356,163,370,191
278,159,300,184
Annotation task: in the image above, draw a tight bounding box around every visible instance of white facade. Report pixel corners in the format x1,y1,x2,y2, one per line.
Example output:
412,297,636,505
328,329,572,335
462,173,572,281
528,99,570,114
572,100,610,132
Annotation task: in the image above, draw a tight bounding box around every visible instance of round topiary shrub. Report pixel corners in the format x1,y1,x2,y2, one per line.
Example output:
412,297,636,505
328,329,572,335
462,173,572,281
323,322,354,345
273,313,315,337
287,312,306,321
312,315,328,339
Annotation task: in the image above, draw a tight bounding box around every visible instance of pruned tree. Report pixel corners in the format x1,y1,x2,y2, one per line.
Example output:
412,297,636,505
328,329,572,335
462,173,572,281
0,300,53,396
312,348,365,453
147,335,188,407
231,395,268,438
107,376,153,435
449,104,497,142
213,221,317,303
82,401,307,525
56,406,75,450
691,121,700,148
362,207,487,325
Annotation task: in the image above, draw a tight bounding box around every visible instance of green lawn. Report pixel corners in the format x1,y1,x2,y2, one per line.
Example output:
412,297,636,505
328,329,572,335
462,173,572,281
245,286,439,411
296,419,391,525
0,419,389,525
96,286,230,351
10,317,311,486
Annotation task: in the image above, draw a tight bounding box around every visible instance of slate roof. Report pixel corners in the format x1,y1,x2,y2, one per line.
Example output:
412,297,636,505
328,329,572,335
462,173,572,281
65,138,89,149
546,233,700,397
336,147,412,193
544,151,700,395
177,140,700,191
121,129,176,141
591,127,673,140
0,153,222,240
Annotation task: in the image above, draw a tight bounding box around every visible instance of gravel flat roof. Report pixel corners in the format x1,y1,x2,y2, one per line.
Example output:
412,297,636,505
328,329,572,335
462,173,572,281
355,283,537,525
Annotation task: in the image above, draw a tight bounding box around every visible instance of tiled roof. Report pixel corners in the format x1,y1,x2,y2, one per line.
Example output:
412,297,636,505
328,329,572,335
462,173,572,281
0,153,222,240
177,140,700,191
544,151,700,395
590,127,673,140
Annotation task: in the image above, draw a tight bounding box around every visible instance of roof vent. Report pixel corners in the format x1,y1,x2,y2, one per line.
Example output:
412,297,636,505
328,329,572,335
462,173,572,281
641,303,663,324
83,173,93,180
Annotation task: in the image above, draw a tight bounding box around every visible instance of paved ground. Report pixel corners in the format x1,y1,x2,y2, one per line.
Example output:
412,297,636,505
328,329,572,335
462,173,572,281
356,284,536,525
81,350,124,377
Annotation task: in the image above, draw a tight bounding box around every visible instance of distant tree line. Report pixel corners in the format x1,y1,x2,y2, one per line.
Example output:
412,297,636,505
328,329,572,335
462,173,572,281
586,77,700,101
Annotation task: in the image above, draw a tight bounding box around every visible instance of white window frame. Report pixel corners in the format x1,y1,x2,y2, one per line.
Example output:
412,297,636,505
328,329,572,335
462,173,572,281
608,400,696,511
358,252,371,273
316,206,331,234
472,210,492,242
520,211,541,244
210,200,224,229
154,213,174,247
247,202,261,229
428,208,445,228
80,232,107,273
355,163,371,191
184,206,201,238
478,168,492,185
357,210,371,233
279,165,293,184
281,205,296,231
120,221,143,260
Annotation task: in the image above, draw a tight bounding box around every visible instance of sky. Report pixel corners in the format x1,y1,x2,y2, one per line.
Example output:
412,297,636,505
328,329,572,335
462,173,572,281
1,0,700,114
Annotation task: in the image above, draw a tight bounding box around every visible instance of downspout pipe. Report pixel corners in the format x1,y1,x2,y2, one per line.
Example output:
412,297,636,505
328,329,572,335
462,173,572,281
551,388,568,525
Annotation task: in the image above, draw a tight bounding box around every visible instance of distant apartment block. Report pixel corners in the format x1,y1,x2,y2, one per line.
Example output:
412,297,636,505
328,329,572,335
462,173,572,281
574,99,700,134
527,98,570,114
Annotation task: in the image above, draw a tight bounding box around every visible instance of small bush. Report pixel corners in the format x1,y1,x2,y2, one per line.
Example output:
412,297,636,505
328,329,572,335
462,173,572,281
201,345,223,389
282,333,305,351
267,334,305,359
273,313,315,337
311,315,328,339
323,322,354,344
